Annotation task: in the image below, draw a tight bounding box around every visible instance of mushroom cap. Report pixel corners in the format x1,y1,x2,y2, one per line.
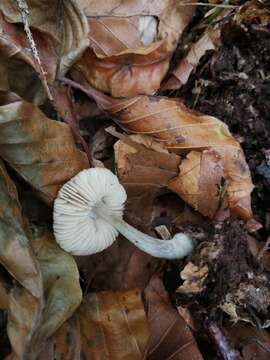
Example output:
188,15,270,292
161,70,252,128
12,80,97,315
53,168,127,255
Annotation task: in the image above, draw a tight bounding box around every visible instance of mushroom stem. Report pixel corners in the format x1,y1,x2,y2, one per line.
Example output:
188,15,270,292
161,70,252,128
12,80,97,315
104,215,193,259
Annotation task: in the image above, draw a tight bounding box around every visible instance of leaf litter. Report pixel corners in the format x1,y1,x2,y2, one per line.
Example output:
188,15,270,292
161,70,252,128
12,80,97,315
0,0,270,359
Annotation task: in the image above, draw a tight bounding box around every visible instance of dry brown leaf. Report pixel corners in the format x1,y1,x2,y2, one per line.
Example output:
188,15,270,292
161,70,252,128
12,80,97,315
0,12,54,102
144,275,203,360
80,0,165,17
79,290,149,359
0,0,89,78
81,0,194,47
177,306,197,331
75,46,170,97
0,159,43,357
50,315,81,360
177,262,209,294
86,16,161,58
0,147,80,358
77,234,161,292
74,0,195,97
225,323,270,360
169,150,225,218
0,0,88,104
0,273,10,309
0,93,88,205
112,129,181,197
71,76,254,221
164,27,221,90
8,284,43,358
29,229,82,356
7,226,82,359
0,159,42,298
50,289,149,360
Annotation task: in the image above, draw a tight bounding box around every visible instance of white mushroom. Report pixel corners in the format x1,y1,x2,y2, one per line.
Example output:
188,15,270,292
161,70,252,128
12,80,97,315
53,168,194,259
139,16,158,46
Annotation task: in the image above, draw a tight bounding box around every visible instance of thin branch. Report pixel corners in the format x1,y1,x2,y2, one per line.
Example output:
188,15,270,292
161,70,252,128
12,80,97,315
16,2,93,166
180,2,237,8
58,76,105,105
16,0,53,100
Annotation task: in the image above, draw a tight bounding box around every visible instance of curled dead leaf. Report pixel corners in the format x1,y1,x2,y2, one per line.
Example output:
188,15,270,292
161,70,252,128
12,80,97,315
169,150,224,218
112,129,181,197
71,76,254,221
177,262,209,294
74,0,195,96
164,27,221,90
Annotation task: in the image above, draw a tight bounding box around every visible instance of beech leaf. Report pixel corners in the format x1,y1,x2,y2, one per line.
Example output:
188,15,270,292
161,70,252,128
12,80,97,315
74,0,195,97
8,228,82,359
51,289,149,359
30,228,82,356
70,77,254,221
0,0,89,78
0,159,42,297
0,93,88,205
163,27,221,90
144,275,203,360
112,130,181,197
0,159,43,357
0,0,89,102
0,274,9,309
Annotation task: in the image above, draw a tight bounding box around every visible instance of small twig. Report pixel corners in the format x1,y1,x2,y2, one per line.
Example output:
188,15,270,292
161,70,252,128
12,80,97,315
16,0,53,100
180,2,237,8
16,2,93,165
208,322,239,360
58,76,105,107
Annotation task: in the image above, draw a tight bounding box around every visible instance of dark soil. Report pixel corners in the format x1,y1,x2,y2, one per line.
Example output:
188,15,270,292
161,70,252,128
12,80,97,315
181,19,270,233
164,15,270,357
